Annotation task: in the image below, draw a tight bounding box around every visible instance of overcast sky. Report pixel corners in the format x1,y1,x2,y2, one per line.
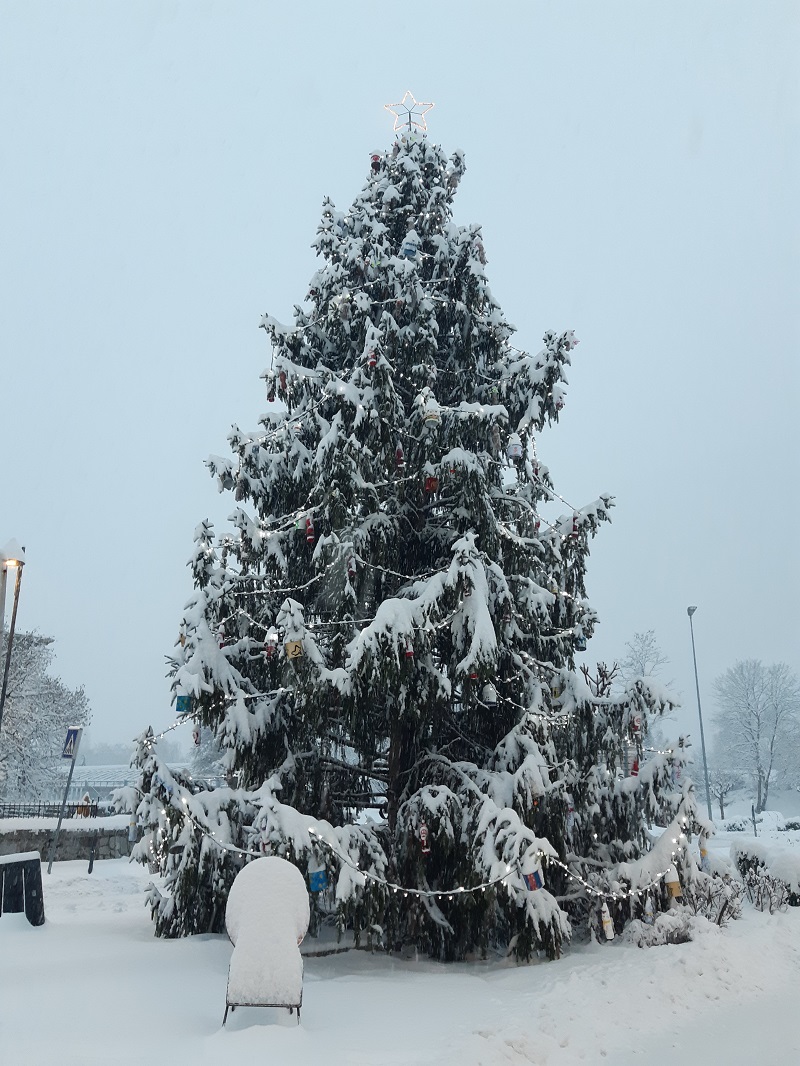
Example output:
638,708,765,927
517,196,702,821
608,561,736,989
1,1,797,757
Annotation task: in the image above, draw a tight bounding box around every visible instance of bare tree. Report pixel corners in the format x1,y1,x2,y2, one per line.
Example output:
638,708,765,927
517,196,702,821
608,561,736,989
0,630,91,800
707,766,739,819
712,660,800,813
618,630,670,683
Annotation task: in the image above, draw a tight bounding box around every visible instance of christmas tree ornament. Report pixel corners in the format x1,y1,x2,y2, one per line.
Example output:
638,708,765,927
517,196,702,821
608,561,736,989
665,865,682,900
405,637,414,659
488,385,499,403
221,471,234,491
395,443,405,468
347,556,357,579
571,515,579,538
284,639,303,659
601,901,615,940
630,757,639,777
178,632,186,647
368,348,377,368
309,866,329,892
481,683,497,708
264,633,279,659
175,694,192,716
423,406,441,430
401,235,418,260
523,868,544,891
574,633,587,652
192,726,201,746
643,896,655,925
491,424,501,455
565,793,575,833
279,369,287,392
370,153,381,174
423,475,439,494
419,823,431,854
305,517,315,545
507,433,523,463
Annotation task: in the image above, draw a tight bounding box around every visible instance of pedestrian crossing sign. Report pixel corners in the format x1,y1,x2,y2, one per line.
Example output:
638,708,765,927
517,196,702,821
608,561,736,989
62,727,82,760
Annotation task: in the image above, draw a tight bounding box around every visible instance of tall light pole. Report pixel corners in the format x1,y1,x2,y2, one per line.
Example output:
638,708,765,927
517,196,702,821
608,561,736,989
687,606,713,820
0,540,26,736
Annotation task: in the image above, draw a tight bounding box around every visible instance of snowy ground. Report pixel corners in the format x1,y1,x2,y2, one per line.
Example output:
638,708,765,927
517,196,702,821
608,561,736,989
2,830,800,1064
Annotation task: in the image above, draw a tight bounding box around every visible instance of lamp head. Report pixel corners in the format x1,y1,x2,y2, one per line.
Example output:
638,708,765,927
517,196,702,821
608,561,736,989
1,539,25,569
687,605,697,617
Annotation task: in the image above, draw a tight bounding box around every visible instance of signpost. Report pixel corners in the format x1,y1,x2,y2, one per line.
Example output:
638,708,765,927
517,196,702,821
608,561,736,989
47,726,83,874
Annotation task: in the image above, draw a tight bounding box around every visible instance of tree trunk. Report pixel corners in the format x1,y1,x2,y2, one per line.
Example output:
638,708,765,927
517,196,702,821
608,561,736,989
719,795,725,819
387,713,415,834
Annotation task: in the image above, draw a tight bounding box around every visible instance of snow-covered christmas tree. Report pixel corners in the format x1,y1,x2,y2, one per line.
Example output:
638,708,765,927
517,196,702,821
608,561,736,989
126,98,702,958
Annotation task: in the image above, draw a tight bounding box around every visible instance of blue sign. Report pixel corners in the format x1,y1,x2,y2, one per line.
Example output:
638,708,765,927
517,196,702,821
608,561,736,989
62,727,81,760
309,868,328,893
176,695,192,716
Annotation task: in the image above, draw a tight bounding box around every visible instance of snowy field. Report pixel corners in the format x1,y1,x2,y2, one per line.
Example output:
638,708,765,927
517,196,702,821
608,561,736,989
2,829,800,1066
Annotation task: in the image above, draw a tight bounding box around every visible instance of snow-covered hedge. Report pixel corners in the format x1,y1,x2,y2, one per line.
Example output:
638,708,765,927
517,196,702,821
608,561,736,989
730,840,800,906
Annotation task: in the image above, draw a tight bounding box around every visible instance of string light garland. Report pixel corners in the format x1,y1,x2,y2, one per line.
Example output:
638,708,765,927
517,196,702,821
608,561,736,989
133,777,688,905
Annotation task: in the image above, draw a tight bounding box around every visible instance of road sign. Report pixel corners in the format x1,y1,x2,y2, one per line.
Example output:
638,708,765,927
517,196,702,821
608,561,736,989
49,727,84,874
62,727,82,760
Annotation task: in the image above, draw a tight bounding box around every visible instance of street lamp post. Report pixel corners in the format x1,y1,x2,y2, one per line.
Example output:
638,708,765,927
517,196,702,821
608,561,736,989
0,540,26,736
687,606,713,821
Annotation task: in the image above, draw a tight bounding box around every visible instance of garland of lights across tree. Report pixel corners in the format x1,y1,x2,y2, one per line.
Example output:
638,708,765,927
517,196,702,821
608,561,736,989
125,99,703,959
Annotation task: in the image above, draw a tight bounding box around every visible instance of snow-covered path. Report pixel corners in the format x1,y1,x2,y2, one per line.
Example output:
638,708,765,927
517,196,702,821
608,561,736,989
1,858,799,1064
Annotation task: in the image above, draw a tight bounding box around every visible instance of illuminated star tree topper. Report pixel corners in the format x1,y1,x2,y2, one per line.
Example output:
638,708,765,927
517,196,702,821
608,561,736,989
384,90,434,133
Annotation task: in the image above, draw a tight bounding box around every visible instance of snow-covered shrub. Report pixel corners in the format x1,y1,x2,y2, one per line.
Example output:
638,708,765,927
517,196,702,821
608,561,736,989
722,818,748,832
682,871,743,926
731,840,800,908
626,910,692,947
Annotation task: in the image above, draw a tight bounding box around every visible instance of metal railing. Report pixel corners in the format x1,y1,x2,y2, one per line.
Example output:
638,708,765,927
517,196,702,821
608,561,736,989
0,801,100,820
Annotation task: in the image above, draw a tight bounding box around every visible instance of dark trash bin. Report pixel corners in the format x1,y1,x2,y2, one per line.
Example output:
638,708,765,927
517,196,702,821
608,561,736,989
0,851,45,926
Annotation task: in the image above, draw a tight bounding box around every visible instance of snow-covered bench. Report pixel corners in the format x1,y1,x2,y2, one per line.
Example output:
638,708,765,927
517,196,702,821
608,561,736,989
223,856,310,1025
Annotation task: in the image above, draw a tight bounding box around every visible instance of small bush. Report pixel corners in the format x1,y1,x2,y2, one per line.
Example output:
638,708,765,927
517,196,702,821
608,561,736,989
778,819,800,832
743,867,789,913
683,872,743,926
626,911,693,948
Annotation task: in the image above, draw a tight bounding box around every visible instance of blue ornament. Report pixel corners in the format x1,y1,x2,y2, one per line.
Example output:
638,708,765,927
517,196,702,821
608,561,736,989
309,868,328,893
176,694,192,716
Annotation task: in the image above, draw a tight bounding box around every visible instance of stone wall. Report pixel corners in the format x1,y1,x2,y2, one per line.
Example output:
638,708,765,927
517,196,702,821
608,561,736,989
0,820,130,861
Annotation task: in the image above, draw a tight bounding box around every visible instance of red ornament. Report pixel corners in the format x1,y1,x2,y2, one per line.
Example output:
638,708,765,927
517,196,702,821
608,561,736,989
347,556,357,579
405,638,414,659
395,444,405,468
370,153,380,174
631,757,640,777
419,823,431,854
279,369,287,391
571,515,579,538
424,475,439,494
368,349,377,368
305,517,315,545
